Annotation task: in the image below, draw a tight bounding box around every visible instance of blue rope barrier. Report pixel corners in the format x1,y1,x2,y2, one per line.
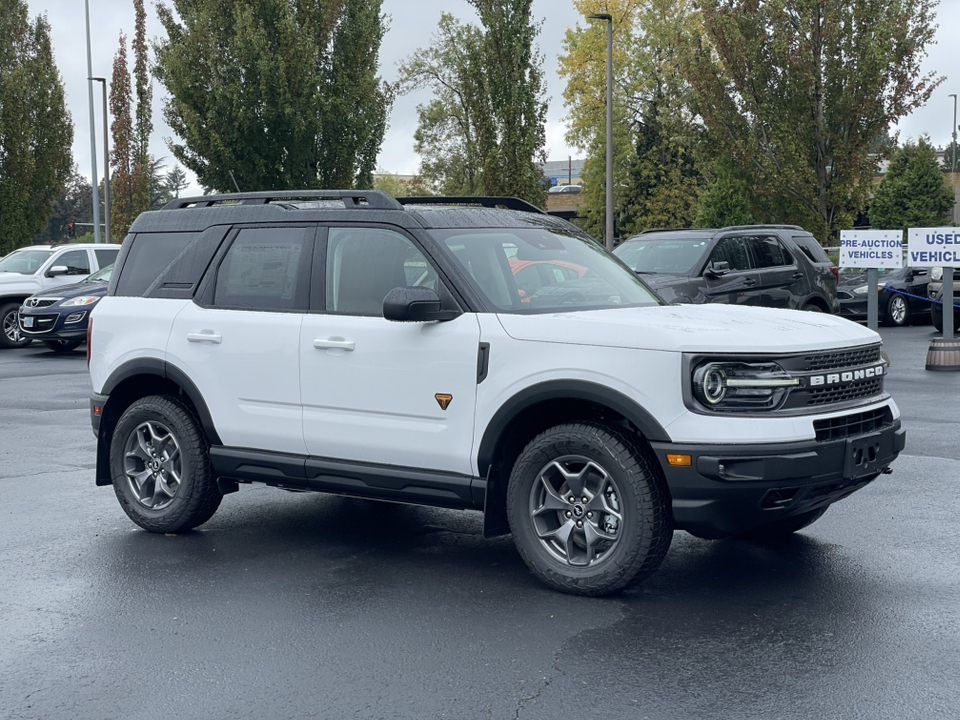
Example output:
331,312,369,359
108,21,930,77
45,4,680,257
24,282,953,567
880,286,960,310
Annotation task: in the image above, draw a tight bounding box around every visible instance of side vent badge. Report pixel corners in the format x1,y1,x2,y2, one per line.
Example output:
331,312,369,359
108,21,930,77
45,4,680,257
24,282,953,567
435,394,453,410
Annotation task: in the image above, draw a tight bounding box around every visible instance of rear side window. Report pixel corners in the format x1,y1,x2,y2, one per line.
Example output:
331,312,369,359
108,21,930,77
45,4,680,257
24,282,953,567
792,235,830,263
115,232,196,296
749,236,793,268
213,227,311,311
95,247,119,269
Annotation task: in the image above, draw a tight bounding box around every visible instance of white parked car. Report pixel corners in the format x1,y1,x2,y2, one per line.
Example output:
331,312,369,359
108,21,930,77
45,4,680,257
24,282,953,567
88,192,904,595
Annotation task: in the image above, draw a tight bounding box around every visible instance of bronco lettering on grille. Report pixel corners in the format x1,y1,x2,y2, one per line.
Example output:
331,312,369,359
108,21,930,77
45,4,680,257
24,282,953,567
808,363,885,387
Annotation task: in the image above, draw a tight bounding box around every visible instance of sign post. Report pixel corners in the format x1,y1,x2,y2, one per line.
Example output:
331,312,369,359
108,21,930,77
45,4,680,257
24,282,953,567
838,230,904,331
907,227,960,371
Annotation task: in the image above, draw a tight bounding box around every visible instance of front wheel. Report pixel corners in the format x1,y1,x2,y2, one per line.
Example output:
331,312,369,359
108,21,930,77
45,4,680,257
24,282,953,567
506,423,673,596
882,293,908,327
0,302,32,349
110,395,222,533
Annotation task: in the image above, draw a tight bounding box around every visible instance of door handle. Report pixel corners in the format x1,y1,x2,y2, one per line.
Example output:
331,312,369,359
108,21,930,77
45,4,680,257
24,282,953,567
742,278,757,286
792,272,804,279
314,337,355,351
187,331,222,344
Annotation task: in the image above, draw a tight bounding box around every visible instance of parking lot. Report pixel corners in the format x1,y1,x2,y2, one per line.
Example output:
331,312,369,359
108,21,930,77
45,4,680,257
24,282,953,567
1,324,958,720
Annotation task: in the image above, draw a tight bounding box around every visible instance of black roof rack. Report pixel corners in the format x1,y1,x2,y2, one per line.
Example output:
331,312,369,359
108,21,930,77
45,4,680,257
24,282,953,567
162,190,403,211
639,228,698,234
396,196,545,215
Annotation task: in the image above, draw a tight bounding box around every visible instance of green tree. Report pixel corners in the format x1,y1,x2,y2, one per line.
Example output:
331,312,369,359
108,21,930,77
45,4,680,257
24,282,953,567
0,1,73,253
132,0,152,216
694,155,754,228
686,0,942,241
36,168,93,245
869,137,955,230
372,171,433,197
398,3,548,206
163,163,189,202
942,140,960,173
559,0,703,238
154,0,392,192
110,34,136,239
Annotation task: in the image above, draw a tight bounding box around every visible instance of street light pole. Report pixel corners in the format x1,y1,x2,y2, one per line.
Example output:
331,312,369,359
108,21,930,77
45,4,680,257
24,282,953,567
950,93,957,174
588,12,614,251
90,78,112,244
84,0,101,244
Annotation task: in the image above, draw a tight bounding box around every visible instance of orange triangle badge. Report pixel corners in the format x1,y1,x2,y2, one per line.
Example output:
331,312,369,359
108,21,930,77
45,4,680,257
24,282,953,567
435,394,453,411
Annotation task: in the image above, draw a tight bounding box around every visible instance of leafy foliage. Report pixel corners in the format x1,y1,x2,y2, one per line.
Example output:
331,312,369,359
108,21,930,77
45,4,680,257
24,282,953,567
398,2,548,206
686,0,943,241
694,156,755,228
0,1,73,253
372,172,433,197
110,34,136,240
36,168,92,245
869,137,955,230
154,0,392,192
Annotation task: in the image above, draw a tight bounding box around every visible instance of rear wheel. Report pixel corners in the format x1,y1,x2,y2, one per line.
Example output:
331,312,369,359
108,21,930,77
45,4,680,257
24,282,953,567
801,302,823,313
0,302,32,349
506,422,673,596
882,293,908,327
110,395,222,533
41,339,82,353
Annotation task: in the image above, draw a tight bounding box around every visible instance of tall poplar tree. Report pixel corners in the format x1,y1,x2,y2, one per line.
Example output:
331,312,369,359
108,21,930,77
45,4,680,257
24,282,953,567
132,0,152,216
154,0,391,192
687,0,943,240
0,1,73,253
110,35,136,240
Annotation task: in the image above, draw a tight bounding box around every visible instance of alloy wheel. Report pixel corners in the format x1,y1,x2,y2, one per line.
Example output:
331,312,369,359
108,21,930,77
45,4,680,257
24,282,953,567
123,420,183,510
890,295,907,325
3,309,24,343
528,455,623,567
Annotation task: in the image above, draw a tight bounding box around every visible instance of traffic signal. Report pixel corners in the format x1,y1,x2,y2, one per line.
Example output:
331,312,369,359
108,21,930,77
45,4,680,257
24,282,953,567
67,222,75,238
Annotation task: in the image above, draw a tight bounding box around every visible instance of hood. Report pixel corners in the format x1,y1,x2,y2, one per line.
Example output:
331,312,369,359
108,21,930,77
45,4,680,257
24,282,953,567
497,304,878,354
635,273,693,289
30,279,108,300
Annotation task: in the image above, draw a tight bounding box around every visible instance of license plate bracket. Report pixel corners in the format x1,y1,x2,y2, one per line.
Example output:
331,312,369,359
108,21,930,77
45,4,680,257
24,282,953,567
843,432,884,479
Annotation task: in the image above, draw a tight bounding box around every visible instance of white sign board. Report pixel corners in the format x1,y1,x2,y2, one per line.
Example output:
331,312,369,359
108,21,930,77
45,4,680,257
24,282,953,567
906,228,960,268
838,230,904,269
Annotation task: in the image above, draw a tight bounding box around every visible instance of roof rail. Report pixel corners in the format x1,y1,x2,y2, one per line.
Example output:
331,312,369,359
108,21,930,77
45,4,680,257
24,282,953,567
396,196,545,215
162,190,403,211
717,224,805,232
639,228,697,234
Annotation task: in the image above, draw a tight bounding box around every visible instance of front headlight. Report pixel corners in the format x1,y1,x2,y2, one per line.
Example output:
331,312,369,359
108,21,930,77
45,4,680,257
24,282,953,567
692,362,800,411
931,267,943,281
60,296,100,307
853,283,886,295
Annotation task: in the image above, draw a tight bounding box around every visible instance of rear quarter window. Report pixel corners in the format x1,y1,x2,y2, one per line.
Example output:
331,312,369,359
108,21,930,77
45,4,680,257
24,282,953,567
114,232,197,296
792,235,830,263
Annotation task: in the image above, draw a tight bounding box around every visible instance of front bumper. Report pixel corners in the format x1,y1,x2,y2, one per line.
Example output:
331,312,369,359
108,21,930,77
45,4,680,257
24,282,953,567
19,307,90,339
650,419,905,538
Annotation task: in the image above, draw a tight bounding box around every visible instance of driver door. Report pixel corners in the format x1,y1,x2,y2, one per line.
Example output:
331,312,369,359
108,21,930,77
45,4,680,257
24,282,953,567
700,236,761,305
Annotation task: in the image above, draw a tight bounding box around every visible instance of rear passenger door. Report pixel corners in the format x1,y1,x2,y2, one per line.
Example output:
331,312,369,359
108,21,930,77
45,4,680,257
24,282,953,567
746,235,803,308
299,226,480,475
166,225,314,455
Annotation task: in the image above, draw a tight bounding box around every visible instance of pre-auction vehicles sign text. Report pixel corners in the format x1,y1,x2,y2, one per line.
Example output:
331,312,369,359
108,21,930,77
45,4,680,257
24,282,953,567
907,228,960,267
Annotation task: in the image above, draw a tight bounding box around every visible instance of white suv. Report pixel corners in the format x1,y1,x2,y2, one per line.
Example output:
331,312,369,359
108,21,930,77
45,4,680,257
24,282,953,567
0,243,119,348
89,192,905,595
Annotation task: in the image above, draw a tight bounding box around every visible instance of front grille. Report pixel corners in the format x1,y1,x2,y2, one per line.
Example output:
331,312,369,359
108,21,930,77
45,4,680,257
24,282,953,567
806,377,884,406
803,345,882,371
24,298,58,308
814,407,892,442
21,314,59,334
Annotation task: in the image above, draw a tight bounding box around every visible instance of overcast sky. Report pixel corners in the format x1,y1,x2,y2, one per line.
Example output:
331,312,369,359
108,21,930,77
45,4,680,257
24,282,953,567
24,0,960,195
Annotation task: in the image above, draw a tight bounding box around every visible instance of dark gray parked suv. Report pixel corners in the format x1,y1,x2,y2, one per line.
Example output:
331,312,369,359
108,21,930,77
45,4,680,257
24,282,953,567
613,225,839,313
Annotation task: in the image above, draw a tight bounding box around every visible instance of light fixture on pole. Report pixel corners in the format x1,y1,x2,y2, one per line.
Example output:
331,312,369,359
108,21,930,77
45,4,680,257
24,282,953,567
90,78,111,244
588,12,614,251
84,0,101,244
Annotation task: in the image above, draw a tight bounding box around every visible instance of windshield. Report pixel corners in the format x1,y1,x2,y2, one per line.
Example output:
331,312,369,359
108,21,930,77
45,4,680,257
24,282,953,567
430,227,662,313
613,236,712,275
85,264,114,282
0,249,52,275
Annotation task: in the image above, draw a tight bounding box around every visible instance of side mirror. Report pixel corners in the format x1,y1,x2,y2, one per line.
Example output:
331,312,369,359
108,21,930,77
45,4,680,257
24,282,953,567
46,265,68,277
705,260,730,277
382,287,461,322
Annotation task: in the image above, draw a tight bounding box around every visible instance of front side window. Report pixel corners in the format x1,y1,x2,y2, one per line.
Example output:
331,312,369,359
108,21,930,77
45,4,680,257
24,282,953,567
709,237,750,272
55,250,91,275
432,227,661,313
213,227,309,311
0,250,52,274
326,227,437,316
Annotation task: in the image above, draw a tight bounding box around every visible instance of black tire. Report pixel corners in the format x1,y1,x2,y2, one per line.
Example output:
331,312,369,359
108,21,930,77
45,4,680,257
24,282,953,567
931,303,960,333
506,422,673,596
736,506,828,540
0,302,32,349
110,395,222,533
882,293,908,327
801,302,823,313
41,339,82,353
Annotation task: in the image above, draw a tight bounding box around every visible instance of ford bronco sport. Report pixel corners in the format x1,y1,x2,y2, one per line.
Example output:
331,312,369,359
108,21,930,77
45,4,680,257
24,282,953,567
89,191,904,596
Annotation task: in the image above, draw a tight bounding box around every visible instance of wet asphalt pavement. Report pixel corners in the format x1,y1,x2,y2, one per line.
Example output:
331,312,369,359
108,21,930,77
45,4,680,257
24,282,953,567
1,325,958,720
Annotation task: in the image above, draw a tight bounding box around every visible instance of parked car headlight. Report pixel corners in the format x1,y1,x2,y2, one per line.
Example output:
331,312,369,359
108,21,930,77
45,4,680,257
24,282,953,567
61,296,100,307
931,267,943,281
853,283,886,295
693,361,800,411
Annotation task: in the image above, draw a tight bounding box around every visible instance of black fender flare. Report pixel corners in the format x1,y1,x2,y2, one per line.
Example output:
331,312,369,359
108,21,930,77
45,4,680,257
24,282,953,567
476,379,671,477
